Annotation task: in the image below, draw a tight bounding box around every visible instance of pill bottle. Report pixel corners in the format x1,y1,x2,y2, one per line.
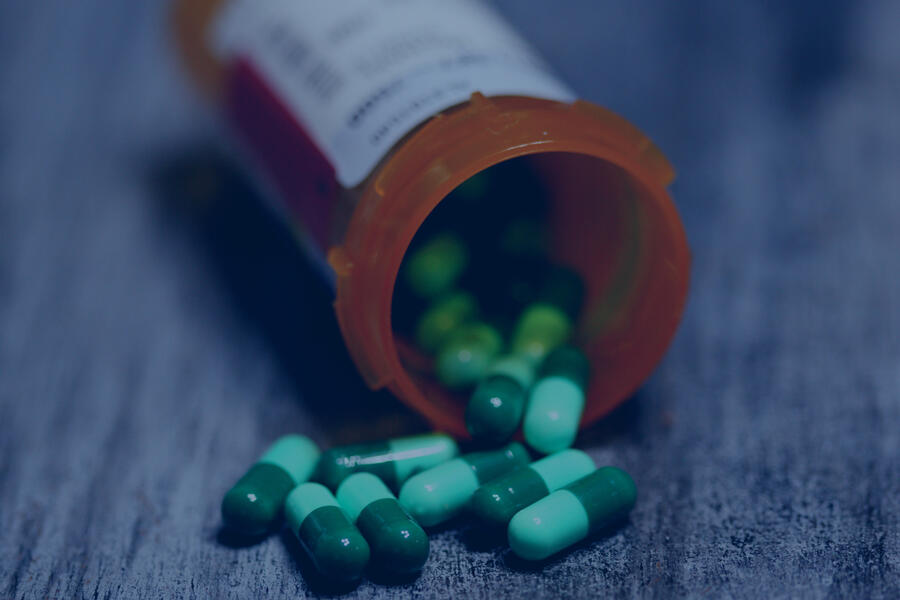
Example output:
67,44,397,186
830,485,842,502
172,0,690,437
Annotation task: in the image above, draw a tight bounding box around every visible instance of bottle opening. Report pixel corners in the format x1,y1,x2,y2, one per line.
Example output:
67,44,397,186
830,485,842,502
390,152,687,437
332,97,689,438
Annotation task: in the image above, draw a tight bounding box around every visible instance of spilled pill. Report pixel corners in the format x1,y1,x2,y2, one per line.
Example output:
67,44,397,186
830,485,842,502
399,442,530,527
469,448,595,528
336,473,429,573
316,433,458,491
221,434,320,536
285,482,370,581
508,466,636,561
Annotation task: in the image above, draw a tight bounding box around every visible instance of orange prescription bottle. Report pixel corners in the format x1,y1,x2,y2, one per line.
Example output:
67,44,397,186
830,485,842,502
172,0,691,438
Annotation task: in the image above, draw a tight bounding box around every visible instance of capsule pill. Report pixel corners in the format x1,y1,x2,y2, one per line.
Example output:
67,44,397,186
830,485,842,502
221,434,320,536
285,483,370,581
399,442,530,527
523,345,590,454
510,264,584,363
415,291,477,354
434,321,503,389
469,448,595,528
404,233,468,298
336,473,429,573
316,433,458,491
508,466,636,561
465,355,534,443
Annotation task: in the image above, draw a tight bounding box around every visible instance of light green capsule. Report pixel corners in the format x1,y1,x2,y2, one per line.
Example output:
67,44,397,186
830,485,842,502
523,346,590,454
469,449,595,528
285,483,370,581
435,322,503,389
404,233,468,298
485,354,535,389
221,435,320,536
316,433,459,491
398,442,530,527
508,467,636,561
415,292,477,354
336,473,429,573
510,303,572,364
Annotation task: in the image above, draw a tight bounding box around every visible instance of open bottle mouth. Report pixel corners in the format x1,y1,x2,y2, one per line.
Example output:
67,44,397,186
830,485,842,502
331,96,690,438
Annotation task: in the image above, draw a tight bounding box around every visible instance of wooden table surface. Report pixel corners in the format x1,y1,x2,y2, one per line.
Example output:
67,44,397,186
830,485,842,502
1,1,898,598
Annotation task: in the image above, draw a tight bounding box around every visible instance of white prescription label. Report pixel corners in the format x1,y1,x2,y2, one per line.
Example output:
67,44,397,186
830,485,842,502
213,0,575,186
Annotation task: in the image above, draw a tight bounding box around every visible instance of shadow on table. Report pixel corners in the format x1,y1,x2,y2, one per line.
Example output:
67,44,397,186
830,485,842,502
214,525,271,549
150,147,428,444
459,522,508,552
576,390,646,448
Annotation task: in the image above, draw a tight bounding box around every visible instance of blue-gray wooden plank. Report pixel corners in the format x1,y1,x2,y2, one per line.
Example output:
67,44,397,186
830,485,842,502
1,0,898,598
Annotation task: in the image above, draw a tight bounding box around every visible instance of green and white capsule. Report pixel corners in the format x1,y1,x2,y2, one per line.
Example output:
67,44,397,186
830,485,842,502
316,433,458,491
415,291,477,354
285,483,370,581
465,355,534,443
523,346,590,454
469,449,595,528
435,322,503,389
404,233,468,298
336,473,429,573
221,434,320,536
508,466,637,561
399,442,530,527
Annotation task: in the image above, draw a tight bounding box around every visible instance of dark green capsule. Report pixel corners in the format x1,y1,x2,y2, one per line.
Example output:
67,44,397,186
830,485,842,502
469,449,595,528
285,483,370,581
465,355,534,443
336,473,429,573
398,442,530,527
539,344,590,387
508,467,637,561
221,435,320,536
316,433,458,491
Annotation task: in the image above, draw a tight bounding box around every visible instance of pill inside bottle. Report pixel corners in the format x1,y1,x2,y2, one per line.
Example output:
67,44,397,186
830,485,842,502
390,154,687,438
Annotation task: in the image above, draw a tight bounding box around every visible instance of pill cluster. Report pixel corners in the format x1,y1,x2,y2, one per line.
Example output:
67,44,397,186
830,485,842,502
222,433,636,584
220,162,637,585
396,160,591,450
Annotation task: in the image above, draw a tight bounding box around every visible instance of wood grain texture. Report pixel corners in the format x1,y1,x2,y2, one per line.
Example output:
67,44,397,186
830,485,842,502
1,0,898,598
